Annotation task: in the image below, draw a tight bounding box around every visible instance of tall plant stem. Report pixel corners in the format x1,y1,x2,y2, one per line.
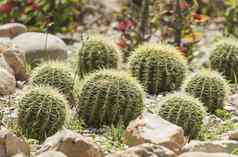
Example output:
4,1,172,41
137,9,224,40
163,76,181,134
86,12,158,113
137,0,150,43
174,0,183,46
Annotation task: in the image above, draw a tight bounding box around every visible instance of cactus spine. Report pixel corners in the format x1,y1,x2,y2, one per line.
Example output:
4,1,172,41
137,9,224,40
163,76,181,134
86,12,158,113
158,93,206,139
17,86,68,141
209,38,238,83
182,70,229,113
129,43,187,95
76,69,144,127
77,35,121,77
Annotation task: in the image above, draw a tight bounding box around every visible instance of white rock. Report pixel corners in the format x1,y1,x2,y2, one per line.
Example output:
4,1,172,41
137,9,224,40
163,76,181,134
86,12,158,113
228,129,238,141
0,127,30,157
0,68,16,95
0,42,28,80
106,143,176,157
0,23,26,38
125,112,186,153
37,129,103,157
36,151,68,157
12,32,67,66
183,140,238,153
179,152,238,157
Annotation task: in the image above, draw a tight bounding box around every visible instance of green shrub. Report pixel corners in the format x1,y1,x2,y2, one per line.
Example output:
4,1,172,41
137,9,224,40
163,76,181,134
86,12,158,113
129,43,187,95
30,62,75,105
76,69,144,127
17,86,68,141
0,0,87,33
77,35,121,77
215,109,232,120
224,2,238,38
209,38,238,83
158,93,206,139
182,70,229,112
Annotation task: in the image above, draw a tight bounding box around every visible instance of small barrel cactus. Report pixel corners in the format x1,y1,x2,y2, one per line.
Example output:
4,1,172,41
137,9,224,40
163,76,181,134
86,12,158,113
158,93,206,139
129,43,188,95
77,35,121,77
182,70,229,113
30,62,75,104
209,38,238,83
76,69,144,127
17,86,68,141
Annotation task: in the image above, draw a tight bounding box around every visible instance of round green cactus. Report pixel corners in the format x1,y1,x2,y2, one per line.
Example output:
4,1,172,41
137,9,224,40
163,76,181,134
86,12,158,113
17,86,68,141
182,70,229,113
129,43,188,95
30,62,75,104
77,35,121,77
158,93,206,139
209,38,238,83
76,69,144,127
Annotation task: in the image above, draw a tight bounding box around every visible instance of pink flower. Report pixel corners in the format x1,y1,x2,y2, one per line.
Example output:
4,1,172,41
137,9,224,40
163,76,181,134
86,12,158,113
31,2,40,11
116,20,135,32
27,0,34,5
116,39,127,49
180,1,190,10
0,2,14,13
192,12,202,20
178,46,188,56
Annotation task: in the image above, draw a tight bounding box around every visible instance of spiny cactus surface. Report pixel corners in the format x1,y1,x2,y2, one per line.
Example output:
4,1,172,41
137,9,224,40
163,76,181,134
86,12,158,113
182,70,229,112
76,69,144,127
158,93,206,139
209,38,238,83
17,86,68,141
77,35,120,77
30,62,75,104
129,43,187,95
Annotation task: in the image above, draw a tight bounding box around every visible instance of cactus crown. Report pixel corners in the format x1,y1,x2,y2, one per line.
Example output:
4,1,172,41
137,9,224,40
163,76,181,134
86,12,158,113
182,70,229,113
158,93,206,139
209,37,238,83
77,35,121,77
17,86,68,142
30,62,75,104
76,69,144,127
129,43,187,95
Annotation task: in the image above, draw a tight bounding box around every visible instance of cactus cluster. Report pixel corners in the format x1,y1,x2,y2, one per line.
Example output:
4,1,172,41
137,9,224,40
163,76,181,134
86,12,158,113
209,38,238,83
182,70,229,113
77,35,121,77
17,86,68,141
158,93,206,139
129,43,187,95
76,69,144,127
30,62,75,104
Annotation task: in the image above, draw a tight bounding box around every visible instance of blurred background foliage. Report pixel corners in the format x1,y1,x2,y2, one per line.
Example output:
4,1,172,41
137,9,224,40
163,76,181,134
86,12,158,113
0,0,237,58
0,0,88,33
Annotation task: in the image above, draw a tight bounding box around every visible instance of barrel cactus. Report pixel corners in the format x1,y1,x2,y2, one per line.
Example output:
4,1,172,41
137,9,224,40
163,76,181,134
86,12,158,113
77,35,121,77
129,43,187,95
76,69,144,127
158,93,206,139
182,70,229,113
17,86,68,141
209,38,238,83
30,62,75,104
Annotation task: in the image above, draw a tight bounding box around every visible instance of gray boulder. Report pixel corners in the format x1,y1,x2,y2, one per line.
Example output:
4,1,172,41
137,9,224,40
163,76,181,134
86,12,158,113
12,32,67,66
0,23,27,38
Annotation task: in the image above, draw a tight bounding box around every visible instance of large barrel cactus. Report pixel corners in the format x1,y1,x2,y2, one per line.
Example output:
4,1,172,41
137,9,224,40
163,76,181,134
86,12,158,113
76,69,144,127
17,86,68,141
182,70,229,113
158,93,206,139
30,62,75,104
129,43,188,95
209,38,238,83
77,35,121,77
